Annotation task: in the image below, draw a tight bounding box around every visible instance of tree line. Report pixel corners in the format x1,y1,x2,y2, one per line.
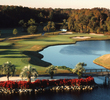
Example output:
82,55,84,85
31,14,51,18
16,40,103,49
0,5,110,34
68,8,110,34
0,5,68,27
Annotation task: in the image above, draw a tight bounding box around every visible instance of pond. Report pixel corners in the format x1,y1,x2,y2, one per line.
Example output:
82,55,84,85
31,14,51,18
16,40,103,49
40,40,110,69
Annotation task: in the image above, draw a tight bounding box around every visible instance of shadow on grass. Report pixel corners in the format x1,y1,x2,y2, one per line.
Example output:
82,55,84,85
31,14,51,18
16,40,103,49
22,51,51,67
0,50,21,55
0,43,16,49
1,56,28,58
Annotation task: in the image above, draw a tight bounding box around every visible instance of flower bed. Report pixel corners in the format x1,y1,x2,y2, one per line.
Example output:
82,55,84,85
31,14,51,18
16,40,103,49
0,76,95,95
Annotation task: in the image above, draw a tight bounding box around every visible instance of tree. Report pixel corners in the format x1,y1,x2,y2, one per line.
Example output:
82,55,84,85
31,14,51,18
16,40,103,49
44,21,56,32
62,19,67,29
63,19,66,25
0,31,1,37
1,61,16,81
40,22,43,26
19,20,27,31
106,19,110,32
51,22,56,31
72,62,86,79
13,28,18,35
49,11,53,21
43,26,48,32
47,21,51,32
45,65,58,79
27,25,37,34
19,19,24,26
28,18,36,26
38,12,43,18
68,17,75,31
19,65,38,82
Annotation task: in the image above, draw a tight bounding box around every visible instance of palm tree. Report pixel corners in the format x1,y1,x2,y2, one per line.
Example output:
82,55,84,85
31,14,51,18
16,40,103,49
1,61,16,81
19,65,38,82
72,62,86,79
45,65,58,79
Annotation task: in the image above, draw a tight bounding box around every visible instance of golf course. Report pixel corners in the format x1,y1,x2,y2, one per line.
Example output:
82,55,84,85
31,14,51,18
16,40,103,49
0,27,110,75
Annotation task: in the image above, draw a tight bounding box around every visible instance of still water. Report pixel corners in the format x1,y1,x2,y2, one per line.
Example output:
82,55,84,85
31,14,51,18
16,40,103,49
0,88,110,100
40,40,110,69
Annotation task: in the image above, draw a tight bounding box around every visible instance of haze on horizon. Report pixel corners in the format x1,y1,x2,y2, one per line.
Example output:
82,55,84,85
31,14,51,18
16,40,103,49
1,0,110,9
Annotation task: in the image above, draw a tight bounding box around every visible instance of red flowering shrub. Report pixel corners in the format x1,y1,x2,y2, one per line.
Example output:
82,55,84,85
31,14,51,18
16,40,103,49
40,79,49,88
0,76,94,89
18,81,31,89
49,80,55,86
34,79,41,87
0,81,18,90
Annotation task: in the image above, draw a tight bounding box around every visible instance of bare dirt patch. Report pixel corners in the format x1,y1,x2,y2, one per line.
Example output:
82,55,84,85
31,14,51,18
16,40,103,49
30,45,42,51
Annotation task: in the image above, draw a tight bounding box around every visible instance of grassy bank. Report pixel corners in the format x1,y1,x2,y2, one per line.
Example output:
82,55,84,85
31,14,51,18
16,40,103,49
0,31,110,75
93,54,110,70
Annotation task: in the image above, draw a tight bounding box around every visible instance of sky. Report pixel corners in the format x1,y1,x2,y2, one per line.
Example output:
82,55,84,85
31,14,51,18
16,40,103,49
1,0,110,9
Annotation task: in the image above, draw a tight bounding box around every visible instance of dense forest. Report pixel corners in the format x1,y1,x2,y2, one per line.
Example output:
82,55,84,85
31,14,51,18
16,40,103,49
0,5,110,34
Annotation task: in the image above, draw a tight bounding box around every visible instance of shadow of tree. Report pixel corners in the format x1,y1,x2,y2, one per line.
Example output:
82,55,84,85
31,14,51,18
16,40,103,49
0,43,15,49
1,56,28,58
0,50,21,55
22,51,51,67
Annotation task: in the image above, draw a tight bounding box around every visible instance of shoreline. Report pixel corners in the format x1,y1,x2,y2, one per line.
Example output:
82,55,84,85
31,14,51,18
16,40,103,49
37,37,110,71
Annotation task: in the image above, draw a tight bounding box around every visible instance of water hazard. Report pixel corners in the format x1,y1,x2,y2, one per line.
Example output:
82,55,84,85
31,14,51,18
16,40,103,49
40,40,110,69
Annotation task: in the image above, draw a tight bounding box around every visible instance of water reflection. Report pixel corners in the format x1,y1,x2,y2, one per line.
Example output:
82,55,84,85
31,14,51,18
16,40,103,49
60,45,101,56
60,40,110,56
0,88,110,100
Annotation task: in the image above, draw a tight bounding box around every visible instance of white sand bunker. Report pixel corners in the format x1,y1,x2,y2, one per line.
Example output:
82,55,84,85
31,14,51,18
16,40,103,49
72,36,91,39
59,32,73,35
89,33,104,36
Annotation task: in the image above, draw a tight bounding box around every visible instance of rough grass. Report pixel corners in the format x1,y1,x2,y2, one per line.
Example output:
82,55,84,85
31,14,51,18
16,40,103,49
0,31,110,75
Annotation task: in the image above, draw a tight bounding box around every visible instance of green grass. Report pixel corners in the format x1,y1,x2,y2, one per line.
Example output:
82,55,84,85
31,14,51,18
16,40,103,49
0,31,110,75
0,42,11,46
17,35,75,46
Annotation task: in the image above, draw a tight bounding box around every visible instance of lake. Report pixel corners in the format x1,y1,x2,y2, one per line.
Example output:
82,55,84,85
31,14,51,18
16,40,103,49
40,40,110,69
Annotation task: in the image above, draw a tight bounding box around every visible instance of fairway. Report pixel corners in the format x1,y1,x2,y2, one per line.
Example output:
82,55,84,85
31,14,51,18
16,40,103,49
0,32,109,75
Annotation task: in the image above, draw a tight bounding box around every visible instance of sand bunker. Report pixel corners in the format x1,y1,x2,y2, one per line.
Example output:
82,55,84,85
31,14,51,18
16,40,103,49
89,33,104,36
59,32,73,35
72,36,91,39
